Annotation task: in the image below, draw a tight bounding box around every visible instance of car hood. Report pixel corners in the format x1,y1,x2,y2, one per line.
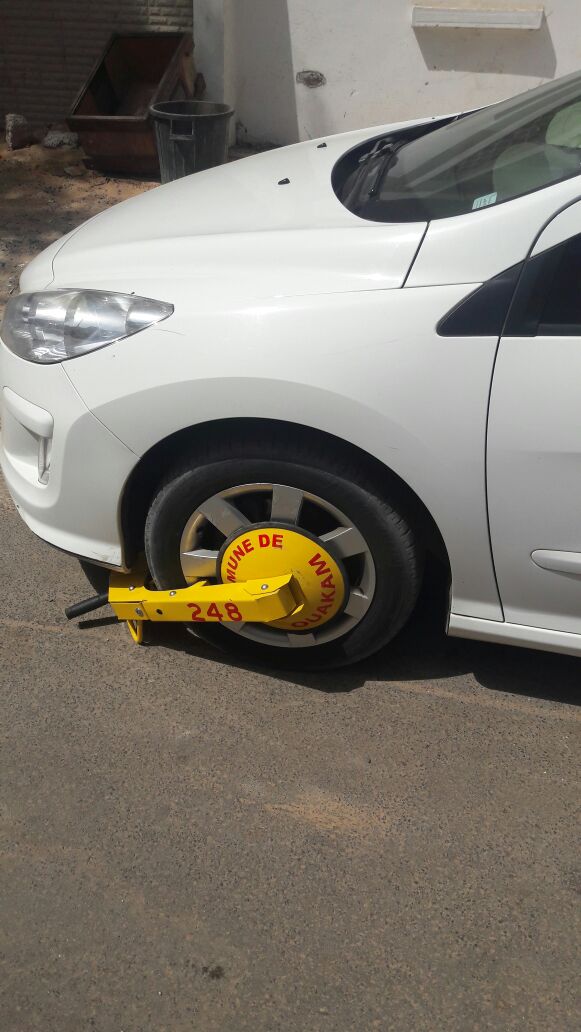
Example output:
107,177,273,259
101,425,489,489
22,121,433,303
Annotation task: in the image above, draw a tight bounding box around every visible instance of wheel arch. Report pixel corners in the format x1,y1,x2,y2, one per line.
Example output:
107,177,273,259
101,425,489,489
119,417,451,575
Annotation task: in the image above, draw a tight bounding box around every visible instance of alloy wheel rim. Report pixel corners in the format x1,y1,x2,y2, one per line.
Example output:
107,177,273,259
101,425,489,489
179,483,376,648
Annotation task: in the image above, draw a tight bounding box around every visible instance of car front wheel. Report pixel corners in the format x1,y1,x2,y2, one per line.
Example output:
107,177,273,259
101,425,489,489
144,442,422,669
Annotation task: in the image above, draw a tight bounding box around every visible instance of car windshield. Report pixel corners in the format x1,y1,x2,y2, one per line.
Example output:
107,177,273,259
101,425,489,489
335,71,581,223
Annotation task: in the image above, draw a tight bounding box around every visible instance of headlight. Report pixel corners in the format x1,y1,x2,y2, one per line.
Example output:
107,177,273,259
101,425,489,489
0,289,173,364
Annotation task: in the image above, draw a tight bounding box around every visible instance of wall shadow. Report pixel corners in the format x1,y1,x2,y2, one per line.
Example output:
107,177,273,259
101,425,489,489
151,562,580,708
414,20,557,78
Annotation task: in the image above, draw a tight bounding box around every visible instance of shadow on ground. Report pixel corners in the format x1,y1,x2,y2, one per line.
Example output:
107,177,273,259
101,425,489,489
83,564,580,707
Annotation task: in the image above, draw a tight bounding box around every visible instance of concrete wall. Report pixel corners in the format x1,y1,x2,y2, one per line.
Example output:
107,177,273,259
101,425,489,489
194,0,581,146
0,0,193,129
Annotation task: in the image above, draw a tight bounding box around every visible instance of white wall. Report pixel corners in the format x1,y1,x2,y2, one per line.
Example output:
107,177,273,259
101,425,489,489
195,0,581,146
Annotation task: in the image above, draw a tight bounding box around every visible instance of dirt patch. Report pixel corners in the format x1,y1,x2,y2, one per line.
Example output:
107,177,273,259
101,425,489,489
264,787,391,836
0,142,156,313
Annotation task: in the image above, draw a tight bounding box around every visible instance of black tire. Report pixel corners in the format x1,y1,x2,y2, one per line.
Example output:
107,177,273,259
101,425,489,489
144,441,422,670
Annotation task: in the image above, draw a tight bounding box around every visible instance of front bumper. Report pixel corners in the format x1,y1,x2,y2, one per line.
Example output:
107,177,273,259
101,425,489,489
0,341,138,567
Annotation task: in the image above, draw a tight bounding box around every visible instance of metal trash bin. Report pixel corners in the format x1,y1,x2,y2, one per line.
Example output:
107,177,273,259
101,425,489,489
150,100,234,182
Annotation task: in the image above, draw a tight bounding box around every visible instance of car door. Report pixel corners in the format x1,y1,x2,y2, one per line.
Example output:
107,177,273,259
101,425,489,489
487,198,581,633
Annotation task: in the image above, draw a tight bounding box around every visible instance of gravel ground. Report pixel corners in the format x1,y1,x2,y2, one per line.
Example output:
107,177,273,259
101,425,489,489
0,144,579,1032
0,142,153,309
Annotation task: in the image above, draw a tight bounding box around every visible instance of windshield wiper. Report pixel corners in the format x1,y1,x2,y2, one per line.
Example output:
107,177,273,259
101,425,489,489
341,136,401,209
367,139,408,198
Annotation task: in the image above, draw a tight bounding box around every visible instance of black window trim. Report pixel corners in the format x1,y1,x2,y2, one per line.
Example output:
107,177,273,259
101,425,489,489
438,195,581,338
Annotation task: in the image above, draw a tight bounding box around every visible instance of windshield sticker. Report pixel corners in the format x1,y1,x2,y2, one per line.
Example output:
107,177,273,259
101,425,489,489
472,191,497,210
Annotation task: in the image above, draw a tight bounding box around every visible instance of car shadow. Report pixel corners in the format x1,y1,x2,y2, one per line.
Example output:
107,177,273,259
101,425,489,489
145,566,580,707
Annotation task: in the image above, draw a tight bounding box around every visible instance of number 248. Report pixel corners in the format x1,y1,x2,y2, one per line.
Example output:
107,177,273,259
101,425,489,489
187,602,243,622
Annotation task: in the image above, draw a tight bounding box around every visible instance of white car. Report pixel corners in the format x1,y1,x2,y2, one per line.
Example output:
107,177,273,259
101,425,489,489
3,72,581,669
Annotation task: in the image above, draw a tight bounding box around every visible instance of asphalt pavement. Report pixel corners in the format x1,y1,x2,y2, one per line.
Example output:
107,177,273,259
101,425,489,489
1,471,579,1032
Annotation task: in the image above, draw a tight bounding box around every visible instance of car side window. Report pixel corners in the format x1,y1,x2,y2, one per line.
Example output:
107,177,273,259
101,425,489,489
505,232,581,337
536,234,581,335
440,230,581,338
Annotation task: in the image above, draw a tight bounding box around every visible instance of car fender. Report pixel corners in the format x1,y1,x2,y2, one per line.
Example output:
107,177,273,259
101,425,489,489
64,283,503,622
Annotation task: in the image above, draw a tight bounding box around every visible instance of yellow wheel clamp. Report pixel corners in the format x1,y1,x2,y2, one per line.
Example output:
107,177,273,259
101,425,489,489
65,567,303,643
64,526,345,644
